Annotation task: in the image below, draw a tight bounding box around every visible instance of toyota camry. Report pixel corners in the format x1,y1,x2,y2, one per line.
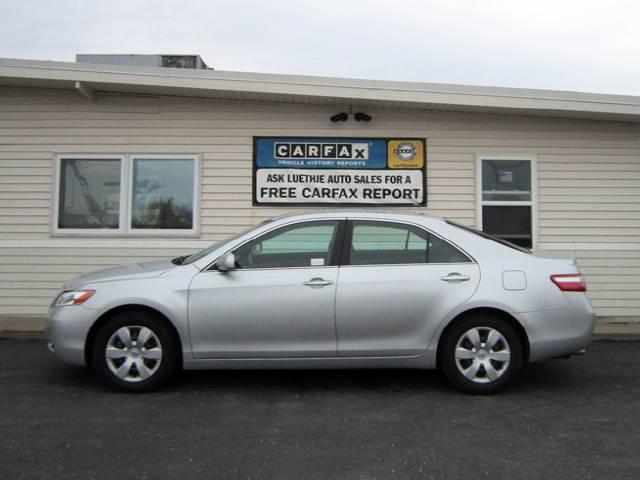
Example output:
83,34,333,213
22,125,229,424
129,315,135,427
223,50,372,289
47,211,595,394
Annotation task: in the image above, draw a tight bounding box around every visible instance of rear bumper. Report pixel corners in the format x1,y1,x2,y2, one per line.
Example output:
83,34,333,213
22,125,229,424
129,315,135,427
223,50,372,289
520,293,596,362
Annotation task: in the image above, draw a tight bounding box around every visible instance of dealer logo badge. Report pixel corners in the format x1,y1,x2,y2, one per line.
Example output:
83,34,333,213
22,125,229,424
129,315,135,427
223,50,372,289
387,139,424,169
394,142,418,161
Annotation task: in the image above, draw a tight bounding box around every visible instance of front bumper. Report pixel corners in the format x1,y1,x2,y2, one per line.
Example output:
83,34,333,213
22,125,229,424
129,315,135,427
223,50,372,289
47,305,98,366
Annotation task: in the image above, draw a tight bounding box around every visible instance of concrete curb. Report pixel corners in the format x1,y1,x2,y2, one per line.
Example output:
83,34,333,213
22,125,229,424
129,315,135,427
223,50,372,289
593,323,640,341
0,317,47,339
0,332,46,340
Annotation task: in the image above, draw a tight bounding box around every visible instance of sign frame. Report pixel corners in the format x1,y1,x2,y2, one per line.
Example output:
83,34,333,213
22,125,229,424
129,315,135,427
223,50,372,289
252,136,427,207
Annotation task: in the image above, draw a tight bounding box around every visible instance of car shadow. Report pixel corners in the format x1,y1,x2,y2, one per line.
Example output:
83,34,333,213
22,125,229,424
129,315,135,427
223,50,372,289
45,357,585,397
172,367,450,395
167,359,580,396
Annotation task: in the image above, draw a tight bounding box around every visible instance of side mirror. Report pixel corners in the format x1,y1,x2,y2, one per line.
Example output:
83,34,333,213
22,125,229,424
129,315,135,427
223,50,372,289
215,252,236,272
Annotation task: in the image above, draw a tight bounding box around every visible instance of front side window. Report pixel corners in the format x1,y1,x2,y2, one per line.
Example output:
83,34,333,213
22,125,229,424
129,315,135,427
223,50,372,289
55,155,199,234
234,221,339,269
348,221,470,265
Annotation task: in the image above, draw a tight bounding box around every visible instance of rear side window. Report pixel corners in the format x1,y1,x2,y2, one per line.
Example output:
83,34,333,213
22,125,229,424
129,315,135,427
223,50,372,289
348,221,471,265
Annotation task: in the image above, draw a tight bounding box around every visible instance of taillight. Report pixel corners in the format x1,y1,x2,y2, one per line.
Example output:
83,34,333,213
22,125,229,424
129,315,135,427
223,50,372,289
550,274,587,292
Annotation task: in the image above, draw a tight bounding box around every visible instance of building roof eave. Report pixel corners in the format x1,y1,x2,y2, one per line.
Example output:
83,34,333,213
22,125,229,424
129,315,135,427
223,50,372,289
1,57,640,123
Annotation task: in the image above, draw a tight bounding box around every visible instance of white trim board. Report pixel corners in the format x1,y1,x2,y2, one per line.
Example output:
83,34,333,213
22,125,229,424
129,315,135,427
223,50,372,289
475,154,538,249
51,153,201,237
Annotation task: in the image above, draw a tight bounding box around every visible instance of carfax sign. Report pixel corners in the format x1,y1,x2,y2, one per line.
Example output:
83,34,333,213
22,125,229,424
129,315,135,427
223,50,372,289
253,137,426,206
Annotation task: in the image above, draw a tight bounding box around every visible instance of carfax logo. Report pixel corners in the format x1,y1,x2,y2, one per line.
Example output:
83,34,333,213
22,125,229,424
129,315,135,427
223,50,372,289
394,142,418,161
274,142,369,160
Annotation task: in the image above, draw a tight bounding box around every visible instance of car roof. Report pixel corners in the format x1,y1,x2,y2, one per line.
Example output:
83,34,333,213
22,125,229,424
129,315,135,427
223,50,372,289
268,209,446,224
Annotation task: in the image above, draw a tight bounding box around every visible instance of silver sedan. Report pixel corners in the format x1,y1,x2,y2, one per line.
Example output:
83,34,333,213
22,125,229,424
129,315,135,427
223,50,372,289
47,211,595,393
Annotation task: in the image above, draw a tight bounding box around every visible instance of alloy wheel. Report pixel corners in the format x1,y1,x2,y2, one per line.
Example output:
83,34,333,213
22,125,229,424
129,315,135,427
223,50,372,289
105,325,163,383
454,326,511,384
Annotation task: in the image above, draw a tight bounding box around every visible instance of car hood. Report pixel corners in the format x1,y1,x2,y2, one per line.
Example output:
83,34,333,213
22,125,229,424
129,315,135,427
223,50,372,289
63,260,175,289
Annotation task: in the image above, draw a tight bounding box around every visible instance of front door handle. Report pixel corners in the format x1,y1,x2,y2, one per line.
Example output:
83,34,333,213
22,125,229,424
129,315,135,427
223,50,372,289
303,277,334,287
441,272,471,283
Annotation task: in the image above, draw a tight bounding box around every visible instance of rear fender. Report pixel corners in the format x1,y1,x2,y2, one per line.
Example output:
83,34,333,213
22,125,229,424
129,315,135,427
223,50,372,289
427,299,527,352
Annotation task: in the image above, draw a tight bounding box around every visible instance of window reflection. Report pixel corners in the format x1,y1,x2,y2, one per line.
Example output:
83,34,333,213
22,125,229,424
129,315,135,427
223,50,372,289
58,158,121,229
131,158,195,229
234,222,339,268
482,160,531,201
350,221,470,264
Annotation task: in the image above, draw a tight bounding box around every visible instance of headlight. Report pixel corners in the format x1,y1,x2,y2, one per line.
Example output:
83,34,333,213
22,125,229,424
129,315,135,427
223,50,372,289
55,290,96,306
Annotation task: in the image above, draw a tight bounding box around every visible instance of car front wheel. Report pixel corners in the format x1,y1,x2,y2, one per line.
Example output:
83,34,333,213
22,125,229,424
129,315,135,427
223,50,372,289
439,315,523,394
90,311,179,392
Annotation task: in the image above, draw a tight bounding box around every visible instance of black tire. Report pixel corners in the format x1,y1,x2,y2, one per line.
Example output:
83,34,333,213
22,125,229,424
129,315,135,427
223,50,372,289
90,310,179,392
439,314,523,394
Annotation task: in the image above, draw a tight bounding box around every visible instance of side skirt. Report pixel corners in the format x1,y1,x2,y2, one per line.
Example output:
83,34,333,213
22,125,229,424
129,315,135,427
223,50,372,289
182,349,437,370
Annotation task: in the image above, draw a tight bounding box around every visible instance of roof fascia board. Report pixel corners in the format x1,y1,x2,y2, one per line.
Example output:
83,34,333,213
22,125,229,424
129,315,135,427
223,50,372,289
0,58,639,118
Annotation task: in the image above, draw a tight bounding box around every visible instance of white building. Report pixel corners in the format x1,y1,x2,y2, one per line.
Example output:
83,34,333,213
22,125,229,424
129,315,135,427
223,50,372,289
1,55,639,325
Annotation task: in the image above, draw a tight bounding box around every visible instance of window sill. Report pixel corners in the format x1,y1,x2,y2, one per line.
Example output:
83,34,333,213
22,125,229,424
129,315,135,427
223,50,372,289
50,231,201,238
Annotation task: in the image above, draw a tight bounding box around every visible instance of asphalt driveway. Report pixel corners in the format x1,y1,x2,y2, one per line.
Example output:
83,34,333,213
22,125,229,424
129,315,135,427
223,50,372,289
1,339,639,480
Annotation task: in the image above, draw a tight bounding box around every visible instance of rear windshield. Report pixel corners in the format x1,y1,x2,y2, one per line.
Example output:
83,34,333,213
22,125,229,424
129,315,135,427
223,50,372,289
446,220,531,254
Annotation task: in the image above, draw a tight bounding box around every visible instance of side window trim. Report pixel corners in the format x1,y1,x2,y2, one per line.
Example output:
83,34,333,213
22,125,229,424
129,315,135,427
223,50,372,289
53,154,127,235
329,220,347,267
52,153,200,236
476,154,537,249
342,219,473,267
340,220,354,266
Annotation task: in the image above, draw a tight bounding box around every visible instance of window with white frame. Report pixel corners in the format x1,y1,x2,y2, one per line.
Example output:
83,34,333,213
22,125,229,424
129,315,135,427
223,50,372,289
478,156,535,248
54,154,199,235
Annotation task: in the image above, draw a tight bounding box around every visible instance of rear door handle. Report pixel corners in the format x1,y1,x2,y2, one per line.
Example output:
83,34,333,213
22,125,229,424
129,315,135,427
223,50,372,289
441,273,471,282
303,277,334,287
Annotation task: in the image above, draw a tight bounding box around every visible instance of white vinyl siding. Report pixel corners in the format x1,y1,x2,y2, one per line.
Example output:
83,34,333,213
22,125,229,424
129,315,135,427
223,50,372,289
1,86,640,318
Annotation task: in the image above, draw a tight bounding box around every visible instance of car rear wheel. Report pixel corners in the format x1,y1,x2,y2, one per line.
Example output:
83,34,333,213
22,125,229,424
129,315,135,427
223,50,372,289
439,314,523,394
90,311,179,392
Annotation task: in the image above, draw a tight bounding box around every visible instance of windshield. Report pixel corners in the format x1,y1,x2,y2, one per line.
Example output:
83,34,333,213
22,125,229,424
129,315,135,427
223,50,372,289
181,219,274,265
446,220,531,254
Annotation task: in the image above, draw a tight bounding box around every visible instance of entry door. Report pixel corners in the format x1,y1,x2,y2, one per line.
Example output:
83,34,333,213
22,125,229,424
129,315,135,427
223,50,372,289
335,220,480,356
188,220,343,359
